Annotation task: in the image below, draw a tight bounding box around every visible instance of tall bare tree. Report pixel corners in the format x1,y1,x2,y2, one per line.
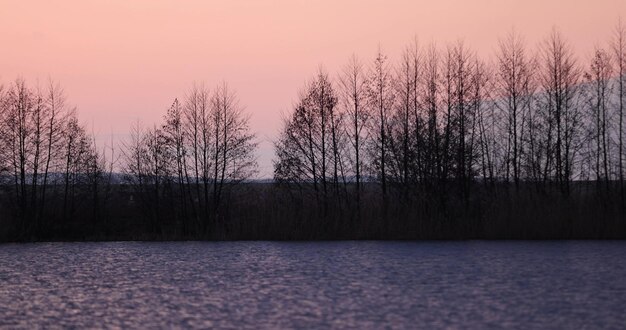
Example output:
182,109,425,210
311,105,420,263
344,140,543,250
162,98,192,231
39,80,71,225
182,83,211,221
338,54,369,215
274,72,337,216
366,46,395,202
390,39,421,191
495,29,535,188
122,122,171,233
441,41,477,200
420,43,441,184
584,46,613,190
209,81,258,226
538,29,583,194
613,18,626,198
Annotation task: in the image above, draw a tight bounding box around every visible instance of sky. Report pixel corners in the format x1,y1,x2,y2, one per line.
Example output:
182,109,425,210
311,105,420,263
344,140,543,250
1,0,624,178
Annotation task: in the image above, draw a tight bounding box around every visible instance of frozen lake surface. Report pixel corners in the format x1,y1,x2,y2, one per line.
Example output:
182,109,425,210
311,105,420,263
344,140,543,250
1,241,625,328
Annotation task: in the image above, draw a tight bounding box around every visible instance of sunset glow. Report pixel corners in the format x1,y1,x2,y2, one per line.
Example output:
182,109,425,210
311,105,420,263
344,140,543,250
1,0,624,177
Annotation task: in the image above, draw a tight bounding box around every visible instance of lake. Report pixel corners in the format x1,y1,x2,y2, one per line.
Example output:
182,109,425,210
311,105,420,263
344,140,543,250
0,241,625,328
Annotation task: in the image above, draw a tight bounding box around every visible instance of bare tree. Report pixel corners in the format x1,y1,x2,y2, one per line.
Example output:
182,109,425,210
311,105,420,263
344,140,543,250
472,56,497,186
123,82,257,234
182,83,211,222
441,45,456,184
366,46,395,203
0,82,5,176
0,79,46,230
390,39,420,192
495,29,535,188
0,78,104,237
39,80,71,225
162,98,192,232
441,40,477,200
613,18,626,198
338,54,369,216
122,121,173,233
538,28,583,194
209,81,257,227
274,72,337,216
584,46,613,190
62,114,99,222
420,43,441,184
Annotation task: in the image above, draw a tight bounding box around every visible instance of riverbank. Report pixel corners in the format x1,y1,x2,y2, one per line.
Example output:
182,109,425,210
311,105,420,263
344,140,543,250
1,182,625,242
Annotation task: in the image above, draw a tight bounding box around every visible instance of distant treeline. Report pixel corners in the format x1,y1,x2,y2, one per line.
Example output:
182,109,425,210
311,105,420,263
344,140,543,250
1,22,626,241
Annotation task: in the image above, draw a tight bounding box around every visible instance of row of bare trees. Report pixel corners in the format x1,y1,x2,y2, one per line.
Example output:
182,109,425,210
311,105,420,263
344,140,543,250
2,21,625,240
275,22,626,229
0,79,112,238
122,82,257,236
0,79,256,239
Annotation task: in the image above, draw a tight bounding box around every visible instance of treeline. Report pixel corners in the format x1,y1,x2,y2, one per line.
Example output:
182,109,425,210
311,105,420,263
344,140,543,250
121,82,257,237
1,22,626,241
273,24,626,238
0,79,114,239
0,80,258,240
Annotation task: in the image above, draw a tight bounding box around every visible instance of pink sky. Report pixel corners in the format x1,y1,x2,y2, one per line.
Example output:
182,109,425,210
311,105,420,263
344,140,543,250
1,0,624,177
